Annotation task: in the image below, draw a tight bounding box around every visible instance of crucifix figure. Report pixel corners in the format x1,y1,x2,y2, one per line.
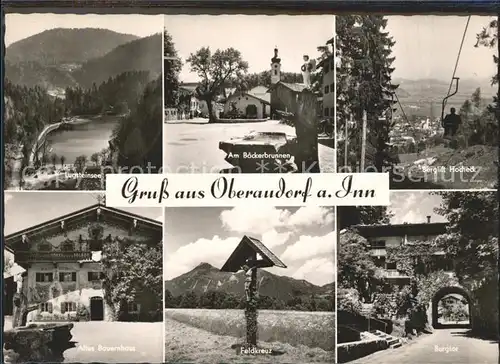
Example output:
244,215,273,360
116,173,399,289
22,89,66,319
241,256,257,302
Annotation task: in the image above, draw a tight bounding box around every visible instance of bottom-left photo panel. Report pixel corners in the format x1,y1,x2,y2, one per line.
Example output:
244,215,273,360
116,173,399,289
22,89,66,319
3,192,164,364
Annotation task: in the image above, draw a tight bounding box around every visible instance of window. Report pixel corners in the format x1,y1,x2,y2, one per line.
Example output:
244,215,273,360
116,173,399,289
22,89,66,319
59,272,77,282
39,302,53,313
36,273,53,283
88,272,104,282
38,243,51,251
330,107,334,117
370,240,386,249
128,302,140,313
324,108,329,117
61,302,77,313
374,256,386,268
61,241,74,252
324,85,329,94
386,262,397,270
274,70,277,76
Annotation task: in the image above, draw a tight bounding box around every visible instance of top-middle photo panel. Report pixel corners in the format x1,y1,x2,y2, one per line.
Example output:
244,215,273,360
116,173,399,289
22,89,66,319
163,14,335,174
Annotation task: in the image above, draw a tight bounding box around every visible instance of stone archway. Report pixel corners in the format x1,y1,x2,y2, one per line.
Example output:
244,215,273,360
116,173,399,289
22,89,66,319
431,286,472,329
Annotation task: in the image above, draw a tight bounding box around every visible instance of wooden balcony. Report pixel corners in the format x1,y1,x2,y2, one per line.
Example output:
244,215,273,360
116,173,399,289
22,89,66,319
16,251,92,263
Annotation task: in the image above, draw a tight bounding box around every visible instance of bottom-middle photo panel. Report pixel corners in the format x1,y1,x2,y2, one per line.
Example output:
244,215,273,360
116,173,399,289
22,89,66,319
164,206,336,364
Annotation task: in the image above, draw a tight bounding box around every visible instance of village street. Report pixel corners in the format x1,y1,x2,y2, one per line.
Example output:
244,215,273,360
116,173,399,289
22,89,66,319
350,328,498,364
163,118,335,173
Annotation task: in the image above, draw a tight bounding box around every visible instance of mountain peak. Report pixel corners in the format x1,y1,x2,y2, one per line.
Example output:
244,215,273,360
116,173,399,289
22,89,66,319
196,262,216,270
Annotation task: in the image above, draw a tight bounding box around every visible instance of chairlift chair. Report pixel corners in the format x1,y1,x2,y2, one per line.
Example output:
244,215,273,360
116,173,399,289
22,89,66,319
441,77,460,142
441,77,460,122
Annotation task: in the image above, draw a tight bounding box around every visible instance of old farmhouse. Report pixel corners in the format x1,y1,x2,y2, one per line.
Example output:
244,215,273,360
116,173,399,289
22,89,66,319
4,203,162,323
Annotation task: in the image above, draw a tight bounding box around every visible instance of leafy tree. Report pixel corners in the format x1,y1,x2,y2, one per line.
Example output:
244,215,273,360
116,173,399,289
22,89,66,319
336,15,399,171
90,152,100,166
164,289,176,308
434,191,498,283
338,206,393,230
186,47,249,122
50,153,58,167
179,291,199,308
337,229,382,301
74,155,88,172
164,29,182,108
101,237,163,321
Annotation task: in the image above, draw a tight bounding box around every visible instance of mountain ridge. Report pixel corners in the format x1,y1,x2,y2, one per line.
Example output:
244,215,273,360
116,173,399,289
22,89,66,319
6,28,139,65
165,262,335,301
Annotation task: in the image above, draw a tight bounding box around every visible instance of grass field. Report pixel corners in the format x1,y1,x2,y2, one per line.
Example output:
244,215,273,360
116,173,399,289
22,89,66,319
165,308,335,364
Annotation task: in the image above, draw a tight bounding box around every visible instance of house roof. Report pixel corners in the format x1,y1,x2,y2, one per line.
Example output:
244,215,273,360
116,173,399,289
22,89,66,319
228,91,271,105
4,203,162,251
220,235,286,272
267,81,308,93
354,222,448,238
248,86,269,95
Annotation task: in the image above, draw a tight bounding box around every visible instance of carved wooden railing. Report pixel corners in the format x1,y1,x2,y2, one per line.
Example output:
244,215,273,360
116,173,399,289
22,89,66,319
16,251,92,262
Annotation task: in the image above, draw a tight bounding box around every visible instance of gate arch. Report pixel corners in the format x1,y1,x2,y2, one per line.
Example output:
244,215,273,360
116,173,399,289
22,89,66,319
431,286,472,329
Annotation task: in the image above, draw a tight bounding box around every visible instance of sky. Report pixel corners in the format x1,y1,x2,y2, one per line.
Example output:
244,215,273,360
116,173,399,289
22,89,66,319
389,191,447,224
164,14,334,82
4,14,163,46
386,15,497,82
164,206,336,286
3,192,162,235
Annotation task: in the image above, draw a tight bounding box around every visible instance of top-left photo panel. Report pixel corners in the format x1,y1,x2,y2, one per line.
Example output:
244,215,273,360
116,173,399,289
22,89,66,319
4,14,163,191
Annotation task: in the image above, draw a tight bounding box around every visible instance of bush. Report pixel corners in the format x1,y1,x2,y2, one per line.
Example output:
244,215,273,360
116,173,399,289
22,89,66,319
372,293,398,318
337,289,363,315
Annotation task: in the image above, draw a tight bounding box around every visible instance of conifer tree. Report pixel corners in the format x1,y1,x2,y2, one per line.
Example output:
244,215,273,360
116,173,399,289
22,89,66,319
336,15,399,171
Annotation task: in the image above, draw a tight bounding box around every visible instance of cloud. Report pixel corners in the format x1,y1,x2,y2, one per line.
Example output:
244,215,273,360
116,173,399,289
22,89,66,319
292,257,336,286
220,206,334,234
281,231,336,262
261,229,292,248
287,206,334,228
220,206,291,234
164,235,240,280
390,192,444,224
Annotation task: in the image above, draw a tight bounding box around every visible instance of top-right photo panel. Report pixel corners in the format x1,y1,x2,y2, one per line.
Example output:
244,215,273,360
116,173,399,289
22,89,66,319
335,15,498,190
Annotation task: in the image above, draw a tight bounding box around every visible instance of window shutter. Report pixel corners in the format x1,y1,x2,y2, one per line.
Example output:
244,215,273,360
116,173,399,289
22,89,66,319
72,272,77,282
61,303,66,314
48,302,53,313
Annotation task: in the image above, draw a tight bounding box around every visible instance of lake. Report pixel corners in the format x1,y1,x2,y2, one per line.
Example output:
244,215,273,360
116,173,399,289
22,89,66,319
45,115,121,163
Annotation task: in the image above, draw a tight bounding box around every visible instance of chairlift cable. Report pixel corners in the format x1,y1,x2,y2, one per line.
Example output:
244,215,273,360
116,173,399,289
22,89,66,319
443,16,471,109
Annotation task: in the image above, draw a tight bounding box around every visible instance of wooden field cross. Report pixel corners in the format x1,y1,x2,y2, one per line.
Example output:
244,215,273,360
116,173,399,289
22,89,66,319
220,235,287,347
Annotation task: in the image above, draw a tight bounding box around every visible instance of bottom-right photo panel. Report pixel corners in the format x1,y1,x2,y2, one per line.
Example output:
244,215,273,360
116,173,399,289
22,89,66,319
337,191,499,364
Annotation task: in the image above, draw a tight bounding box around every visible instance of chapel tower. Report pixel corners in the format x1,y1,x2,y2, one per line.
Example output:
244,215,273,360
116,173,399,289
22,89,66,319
271,47,281,84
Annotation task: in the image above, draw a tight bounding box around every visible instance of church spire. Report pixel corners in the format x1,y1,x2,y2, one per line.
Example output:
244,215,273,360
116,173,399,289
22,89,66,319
271,46,281,64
